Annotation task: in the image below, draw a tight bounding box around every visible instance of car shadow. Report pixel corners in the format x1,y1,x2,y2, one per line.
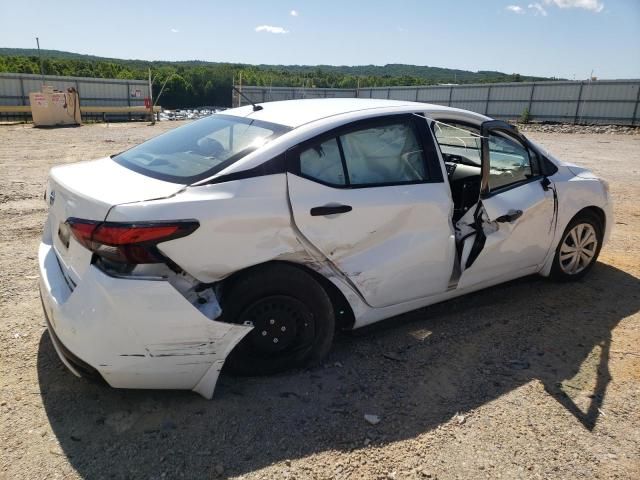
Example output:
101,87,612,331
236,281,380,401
37,263,639,479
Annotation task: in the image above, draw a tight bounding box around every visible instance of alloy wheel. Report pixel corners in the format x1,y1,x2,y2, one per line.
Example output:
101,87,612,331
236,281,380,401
559,223,598,275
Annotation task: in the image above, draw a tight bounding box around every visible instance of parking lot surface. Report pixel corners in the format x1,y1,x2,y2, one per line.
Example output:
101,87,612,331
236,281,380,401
1,122,638,479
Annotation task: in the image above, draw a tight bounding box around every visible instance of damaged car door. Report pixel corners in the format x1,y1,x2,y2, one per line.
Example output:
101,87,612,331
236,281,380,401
457,121,556,289
286,114,456,308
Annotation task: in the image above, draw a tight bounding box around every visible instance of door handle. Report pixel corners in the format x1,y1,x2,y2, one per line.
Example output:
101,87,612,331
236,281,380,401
495,209,523,223
310,204,352,216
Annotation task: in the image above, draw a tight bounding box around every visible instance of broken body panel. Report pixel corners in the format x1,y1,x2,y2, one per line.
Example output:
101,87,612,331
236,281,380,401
39,217,252,399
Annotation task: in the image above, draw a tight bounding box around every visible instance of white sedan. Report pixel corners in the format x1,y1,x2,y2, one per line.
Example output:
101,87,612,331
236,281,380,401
38,99,612,398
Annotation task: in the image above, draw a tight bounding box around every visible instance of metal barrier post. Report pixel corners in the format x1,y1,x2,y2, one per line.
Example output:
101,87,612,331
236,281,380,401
484,85,492,115
75,80,81,121
632,84,640,126
19,78,25,106
127,82,131,121
574,81,584,124
19,77,26,122
527,83,536,119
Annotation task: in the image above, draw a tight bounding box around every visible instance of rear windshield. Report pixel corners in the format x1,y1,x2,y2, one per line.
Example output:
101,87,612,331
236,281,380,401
114,114,290,183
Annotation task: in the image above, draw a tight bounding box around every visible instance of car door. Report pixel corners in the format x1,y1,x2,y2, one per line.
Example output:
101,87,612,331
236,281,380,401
457,120,556,289
286,114,456,308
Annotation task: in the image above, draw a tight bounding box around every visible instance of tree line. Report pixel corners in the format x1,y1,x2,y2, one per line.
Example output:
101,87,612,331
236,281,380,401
0,51,553,109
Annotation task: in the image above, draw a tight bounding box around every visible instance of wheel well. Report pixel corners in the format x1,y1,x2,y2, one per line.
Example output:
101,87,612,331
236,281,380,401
574,206,606,232
220,260,356,330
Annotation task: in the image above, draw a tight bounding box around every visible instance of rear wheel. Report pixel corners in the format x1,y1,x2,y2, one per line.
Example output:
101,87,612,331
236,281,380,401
550,211,603,281
222,264,335,376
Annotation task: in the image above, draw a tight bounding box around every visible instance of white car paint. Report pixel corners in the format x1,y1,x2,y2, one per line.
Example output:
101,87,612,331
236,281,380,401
39,241,251,400
457,180,556,289
287,175,456,307
38,98,612,398
108,175,301,283
539,165,612,275
46,158,186,284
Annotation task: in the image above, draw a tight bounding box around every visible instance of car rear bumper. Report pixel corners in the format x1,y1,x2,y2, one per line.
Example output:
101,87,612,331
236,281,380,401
40,292,101,379
38,239,252,399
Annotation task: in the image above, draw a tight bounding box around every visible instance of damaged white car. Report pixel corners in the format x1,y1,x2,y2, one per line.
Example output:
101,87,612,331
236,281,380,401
39,98,612,398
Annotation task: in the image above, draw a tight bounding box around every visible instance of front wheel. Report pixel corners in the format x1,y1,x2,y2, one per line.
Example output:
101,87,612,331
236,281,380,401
222,264,335,376
550,211,603,281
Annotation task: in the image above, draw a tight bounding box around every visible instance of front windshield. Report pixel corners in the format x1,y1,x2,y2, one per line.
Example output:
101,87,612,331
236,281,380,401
114,114,290,183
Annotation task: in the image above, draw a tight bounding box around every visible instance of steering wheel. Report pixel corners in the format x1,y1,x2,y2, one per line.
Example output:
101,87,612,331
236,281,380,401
133,152,156,163
196,137,228,158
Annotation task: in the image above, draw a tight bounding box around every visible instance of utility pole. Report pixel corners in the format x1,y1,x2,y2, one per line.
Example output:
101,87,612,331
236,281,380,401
238,71,243,107
148,68,155,125
36,37,45,86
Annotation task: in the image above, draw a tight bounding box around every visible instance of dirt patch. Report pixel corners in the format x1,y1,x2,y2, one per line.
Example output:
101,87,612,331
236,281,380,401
1,122,638,480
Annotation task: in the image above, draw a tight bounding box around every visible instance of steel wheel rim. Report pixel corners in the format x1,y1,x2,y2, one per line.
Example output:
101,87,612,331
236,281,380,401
240,296,314,355
559,223,598,275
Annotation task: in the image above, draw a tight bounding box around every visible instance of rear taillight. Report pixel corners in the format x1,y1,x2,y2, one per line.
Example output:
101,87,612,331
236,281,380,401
67,218,199,264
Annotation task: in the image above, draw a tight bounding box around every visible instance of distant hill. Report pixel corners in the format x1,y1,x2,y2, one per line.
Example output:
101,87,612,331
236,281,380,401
251,64,551,84
0,48,125,62
0,48,558,107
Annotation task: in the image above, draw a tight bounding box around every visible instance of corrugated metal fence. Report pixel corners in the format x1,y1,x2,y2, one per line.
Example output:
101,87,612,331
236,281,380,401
236,79,640,125
0,72,150,120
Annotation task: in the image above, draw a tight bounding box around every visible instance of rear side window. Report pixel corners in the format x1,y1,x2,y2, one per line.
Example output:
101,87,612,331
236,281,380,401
114,114,290,184
341,123,426,185
297,119,430,187
300,138,346,185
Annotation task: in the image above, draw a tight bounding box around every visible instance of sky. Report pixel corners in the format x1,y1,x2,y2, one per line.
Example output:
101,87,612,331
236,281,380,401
0,0,638,79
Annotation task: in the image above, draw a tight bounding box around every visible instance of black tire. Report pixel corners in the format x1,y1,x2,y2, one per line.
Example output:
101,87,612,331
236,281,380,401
550,210,604,281
222,263,335,376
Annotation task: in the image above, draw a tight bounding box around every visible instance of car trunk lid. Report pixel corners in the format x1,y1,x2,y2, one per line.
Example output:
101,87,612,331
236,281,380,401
46,157,185,283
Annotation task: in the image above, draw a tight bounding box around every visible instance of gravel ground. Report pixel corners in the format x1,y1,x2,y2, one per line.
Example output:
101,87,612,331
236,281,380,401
1,121,639,480
517,123,640,136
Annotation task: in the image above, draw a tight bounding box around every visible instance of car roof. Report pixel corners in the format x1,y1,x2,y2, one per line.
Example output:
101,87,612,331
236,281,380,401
221,98,479,128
